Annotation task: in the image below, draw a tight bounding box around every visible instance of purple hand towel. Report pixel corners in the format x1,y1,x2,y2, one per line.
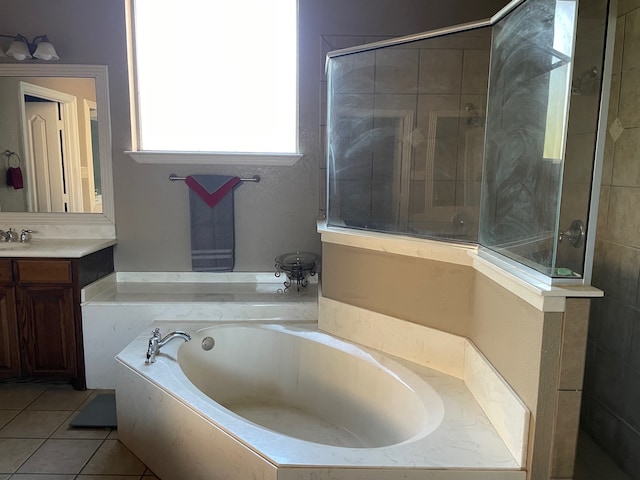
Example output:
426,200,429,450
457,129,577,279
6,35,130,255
6,167,24,189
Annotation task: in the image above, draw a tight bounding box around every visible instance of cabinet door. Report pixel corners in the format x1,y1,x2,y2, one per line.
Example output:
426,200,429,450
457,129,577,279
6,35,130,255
17,286,77,379
0,285,20,379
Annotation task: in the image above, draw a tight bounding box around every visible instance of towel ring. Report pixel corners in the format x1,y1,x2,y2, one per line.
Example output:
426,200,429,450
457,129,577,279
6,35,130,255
4,150,21,168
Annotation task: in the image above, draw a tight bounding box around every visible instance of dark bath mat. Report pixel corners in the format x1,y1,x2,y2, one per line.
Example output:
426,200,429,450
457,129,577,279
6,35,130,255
70,393,117,428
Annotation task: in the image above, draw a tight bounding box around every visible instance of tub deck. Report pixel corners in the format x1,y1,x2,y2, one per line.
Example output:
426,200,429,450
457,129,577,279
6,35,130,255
81,272,317,389
116,322,526,480
84,272,317,304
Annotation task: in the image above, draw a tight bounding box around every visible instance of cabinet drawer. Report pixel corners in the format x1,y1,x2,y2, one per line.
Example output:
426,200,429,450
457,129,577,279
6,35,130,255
0,260,12,284
16,260,72,284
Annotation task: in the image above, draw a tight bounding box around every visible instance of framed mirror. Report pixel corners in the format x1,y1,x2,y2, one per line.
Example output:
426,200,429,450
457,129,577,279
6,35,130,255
0,64,114,227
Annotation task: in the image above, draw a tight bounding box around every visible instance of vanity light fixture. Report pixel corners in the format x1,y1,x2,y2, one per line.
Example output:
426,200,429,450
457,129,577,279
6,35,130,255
0,34,59,61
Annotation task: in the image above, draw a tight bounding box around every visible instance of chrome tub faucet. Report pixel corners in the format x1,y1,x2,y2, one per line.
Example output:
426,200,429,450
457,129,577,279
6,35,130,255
145,328,191,364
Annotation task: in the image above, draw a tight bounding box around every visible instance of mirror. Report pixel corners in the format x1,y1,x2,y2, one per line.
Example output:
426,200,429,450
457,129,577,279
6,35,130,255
0,64,114,226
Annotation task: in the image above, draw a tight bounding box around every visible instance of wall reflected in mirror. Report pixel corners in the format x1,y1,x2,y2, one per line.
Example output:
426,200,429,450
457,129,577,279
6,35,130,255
0,76,101,213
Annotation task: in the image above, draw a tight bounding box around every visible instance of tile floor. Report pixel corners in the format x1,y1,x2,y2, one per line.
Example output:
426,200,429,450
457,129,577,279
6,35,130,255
0,383,633,480
0,383,156,480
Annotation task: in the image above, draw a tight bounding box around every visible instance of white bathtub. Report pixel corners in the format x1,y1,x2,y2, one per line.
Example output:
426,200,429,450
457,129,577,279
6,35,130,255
179,324,443,448
116,322,525,480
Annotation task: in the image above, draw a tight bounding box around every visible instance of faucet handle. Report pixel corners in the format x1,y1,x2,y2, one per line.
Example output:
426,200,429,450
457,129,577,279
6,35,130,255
146,328,162,364
6,228,18,242
20,229,35,243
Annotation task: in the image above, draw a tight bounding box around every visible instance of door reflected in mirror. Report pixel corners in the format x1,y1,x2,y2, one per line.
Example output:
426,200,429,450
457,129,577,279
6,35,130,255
1,76,101,213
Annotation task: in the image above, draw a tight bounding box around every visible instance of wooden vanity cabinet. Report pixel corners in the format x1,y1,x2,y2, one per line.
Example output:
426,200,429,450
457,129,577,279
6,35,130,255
0,248,113,389
0,260,20,380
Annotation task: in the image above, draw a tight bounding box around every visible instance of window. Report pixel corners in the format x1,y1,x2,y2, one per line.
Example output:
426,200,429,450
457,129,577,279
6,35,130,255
129,0,298,160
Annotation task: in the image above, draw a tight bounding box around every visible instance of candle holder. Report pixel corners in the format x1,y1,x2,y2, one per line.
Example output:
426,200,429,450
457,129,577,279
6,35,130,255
274,251,318,291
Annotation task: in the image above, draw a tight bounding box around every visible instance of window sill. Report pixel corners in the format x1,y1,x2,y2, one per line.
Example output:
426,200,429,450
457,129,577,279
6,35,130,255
125,150,304,166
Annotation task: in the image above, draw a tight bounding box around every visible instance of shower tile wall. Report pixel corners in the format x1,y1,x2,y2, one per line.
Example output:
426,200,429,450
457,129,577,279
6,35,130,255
320,35,392,218
583,1,640,478
322,30,490,241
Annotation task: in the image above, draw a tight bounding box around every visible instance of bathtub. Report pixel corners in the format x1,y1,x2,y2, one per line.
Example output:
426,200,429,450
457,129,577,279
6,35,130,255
116,322,525,480
180,324,443,448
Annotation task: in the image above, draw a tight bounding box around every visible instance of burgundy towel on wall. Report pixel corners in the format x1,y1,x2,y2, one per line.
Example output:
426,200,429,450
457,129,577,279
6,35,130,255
6,167,24,189
185,175,240,208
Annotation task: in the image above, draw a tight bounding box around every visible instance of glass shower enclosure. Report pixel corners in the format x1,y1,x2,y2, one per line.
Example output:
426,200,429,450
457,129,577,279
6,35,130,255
325,0,614,284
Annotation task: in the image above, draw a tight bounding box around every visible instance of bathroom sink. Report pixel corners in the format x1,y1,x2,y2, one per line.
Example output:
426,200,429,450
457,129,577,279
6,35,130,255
0,242,31,251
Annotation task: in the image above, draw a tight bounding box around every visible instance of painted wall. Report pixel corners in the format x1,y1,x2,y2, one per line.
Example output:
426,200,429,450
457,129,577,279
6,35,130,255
0,0,506,271
582,1,640,477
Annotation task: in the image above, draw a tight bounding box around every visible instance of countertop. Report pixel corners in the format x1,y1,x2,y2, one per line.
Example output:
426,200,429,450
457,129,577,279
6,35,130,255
0,238,117,258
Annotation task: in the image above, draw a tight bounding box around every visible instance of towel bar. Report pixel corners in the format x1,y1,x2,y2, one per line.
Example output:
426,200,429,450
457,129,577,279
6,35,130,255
169,173,260,183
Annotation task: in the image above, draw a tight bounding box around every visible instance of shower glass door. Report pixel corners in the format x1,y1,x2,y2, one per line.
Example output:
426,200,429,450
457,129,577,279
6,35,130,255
326,27,491,242
325,0,612,283
479,0,609,279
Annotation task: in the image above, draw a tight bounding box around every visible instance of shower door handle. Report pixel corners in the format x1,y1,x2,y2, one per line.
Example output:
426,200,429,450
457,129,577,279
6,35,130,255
559,219,585,248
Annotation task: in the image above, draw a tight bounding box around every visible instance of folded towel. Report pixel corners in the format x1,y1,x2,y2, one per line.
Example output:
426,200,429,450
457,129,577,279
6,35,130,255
6,167,24,189
185,175,241,208
186,175,241,272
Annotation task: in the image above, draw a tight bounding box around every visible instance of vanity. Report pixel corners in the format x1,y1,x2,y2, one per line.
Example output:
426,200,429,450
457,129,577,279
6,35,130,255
0,239,115,389
0,64,117,389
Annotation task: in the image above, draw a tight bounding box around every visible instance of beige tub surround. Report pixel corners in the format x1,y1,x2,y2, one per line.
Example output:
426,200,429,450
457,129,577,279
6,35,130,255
470,249,604,311
81,272,318,389
319,297,530,466
116,320,526,479
318,223,602,480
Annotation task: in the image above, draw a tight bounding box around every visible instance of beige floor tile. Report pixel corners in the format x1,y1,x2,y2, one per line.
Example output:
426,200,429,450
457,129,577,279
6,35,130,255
0,475,8,480
26,388,92,411
0,410,71,438
107,428,119,440
0,388,44,409
0,410,18,429
17,438,102,474
80,439,146,476
51,412,112,440
0,438,44,473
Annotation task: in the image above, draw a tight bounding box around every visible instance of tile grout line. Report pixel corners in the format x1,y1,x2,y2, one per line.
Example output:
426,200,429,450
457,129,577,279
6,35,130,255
2,386,114,479
74,435,109,479
4,386,50,477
